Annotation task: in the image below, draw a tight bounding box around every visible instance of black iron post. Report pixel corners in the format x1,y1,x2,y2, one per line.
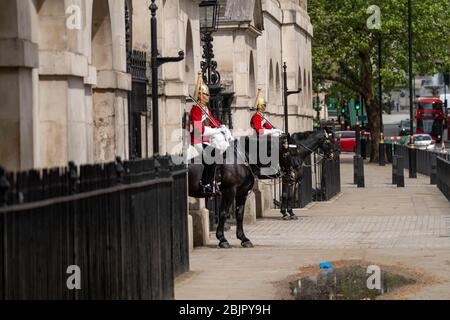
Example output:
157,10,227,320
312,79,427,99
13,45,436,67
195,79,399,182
150,0,185,155
356,107,361,155
407,0,417,178
283,62,302,135
378,26,386,166
445,73,449,140
200,31,224,123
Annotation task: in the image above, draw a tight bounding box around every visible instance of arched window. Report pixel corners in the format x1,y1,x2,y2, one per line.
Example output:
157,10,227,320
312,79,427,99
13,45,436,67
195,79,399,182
275,63,281,104
249,52,256,97
268,60,274,104
185,19,195,91
298,67,302,101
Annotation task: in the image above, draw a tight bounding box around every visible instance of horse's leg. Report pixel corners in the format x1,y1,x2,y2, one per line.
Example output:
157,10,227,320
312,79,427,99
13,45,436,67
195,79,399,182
216,187,235,249
288,184,298,220
235,194,254,248
281,181,290,220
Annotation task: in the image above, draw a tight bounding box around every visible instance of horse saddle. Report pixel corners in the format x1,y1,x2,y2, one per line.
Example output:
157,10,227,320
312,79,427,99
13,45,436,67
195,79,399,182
240,136,281,180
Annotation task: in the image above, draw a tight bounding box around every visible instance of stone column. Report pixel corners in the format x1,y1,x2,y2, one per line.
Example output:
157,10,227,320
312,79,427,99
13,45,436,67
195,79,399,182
0,1,39,171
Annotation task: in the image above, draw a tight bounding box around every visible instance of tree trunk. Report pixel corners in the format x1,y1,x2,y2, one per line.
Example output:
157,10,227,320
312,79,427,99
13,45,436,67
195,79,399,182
360,52,381,162
364,91,381,162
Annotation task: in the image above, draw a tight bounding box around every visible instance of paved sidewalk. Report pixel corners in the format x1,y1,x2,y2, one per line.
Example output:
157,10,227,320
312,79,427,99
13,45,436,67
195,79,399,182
175,155,450,300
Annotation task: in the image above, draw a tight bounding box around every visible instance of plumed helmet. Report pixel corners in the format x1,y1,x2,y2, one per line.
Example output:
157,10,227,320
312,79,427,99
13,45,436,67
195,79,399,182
194,72,210,105
254,89,267,112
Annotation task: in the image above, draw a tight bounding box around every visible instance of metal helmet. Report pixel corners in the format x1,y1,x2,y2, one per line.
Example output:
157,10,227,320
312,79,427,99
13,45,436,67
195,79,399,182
254,89,267,112
194,72,210,105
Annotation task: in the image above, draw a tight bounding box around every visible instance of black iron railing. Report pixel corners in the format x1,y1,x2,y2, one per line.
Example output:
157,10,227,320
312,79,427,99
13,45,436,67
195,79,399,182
313,154,341,201
0,157,189,300
437,157,450,202
389,144,450,176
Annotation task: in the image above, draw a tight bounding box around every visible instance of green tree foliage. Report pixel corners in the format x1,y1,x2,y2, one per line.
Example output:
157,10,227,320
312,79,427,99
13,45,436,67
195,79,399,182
309,0,450,160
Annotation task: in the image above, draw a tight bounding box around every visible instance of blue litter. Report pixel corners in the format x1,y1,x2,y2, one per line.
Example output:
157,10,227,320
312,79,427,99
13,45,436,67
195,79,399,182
319,262,333,270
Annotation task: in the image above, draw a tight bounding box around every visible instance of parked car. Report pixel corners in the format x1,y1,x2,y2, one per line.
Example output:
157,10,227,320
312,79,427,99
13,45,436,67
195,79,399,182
411,134,435,150
399,120,411,136
335,131,371,153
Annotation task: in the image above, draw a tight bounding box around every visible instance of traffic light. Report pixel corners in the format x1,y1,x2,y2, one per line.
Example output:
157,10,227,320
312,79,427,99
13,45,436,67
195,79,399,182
340,104,347,115
355,99,361,111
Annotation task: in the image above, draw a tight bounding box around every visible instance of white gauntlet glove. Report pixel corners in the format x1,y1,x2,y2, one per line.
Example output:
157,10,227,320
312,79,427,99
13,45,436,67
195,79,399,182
262,129,274,136
273,129,284,136
204,126,223,137
220,125,234,142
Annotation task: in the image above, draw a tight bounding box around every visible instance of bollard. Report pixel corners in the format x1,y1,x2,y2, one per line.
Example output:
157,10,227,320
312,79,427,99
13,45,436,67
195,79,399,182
379,136,386,167
357,156,365,188
353,155,358,185
361,135,367,160
409,146,417,179
430,153,437,185
392,155,398,185
397,156,405,188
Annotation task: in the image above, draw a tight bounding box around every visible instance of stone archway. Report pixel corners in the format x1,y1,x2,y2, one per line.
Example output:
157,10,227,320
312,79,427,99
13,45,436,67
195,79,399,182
275,63,281,105
185,19,195,93
92,0,113,71
298,67,303,103
268,60,274,105
249,52,256,99
90,0,131,162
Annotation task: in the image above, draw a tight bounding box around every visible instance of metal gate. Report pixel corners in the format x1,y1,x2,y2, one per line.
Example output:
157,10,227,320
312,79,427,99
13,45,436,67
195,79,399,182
128,50,148,159
273,153,341,208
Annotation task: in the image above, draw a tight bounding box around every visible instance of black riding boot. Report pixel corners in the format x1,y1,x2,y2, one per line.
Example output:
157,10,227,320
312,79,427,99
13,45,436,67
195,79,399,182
201,163,217,194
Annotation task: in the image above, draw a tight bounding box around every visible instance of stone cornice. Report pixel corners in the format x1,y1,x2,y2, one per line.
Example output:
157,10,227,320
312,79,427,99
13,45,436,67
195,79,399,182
39,51,88,78
95,70,132,91
281,7,313,38
0,39,39,68
262,0,283,24
217,23,263,38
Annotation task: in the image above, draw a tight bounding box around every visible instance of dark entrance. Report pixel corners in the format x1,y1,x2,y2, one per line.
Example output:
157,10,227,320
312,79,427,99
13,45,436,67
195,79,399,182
127,51,148,159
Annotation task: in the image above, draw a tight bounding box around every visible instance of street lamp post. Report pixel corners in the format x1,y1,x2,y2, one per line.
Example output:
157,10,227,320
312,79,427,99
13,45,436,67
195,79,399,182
283,62,302,135
150,0,185,155
408,0,417,178
378,31,386,166
199,1,223,123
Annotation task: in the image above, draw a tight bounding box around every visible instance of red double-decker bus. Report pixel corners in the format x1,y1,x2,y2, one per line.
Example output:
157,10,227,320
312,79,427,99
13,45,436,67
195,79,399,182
415,97,445,142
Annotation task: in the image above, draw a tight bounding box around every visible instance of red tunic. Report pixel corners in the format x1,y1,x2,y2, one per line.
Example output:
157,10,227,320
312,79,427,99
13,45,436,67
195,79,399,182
190,105,221,144
251,113,273,136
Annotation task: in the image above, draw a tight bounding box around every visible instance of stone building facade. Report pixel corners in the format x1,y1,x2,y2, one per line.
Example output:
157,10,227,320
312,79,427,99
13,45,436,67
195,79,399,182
1,0,313,169
0,0,203,171
0,0,314,247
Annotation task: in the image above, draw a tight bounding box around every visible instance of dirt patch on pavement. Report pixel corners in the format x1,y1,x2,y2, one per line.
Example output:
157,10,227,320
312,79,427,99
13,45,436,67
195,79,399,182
274,260,442,300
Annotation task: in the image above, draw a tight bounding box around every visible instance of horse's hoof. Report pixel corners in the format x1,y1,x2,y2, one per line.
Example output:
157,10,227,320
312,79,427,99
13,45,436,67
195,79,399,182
282,215,290,221
290,214,299,220
219,241,232,249
241,240,254,248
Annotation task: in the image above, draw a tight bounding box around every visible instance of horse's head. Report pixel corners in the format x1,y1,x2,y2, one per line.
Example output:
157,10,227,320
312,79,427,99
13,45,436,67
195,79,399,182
278,134,303,182
319,128,338,160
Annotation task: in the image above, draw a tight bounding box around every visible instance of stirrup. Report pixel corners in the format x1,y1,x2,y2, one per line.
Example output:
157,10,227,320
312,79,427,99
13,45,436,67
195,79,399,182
201,182,220,196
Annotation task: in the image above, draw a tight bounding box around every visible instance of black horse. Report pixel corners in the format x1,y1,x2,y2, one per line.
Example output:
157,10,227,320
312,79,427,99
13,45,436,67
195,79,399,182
279,129,337,220
187,130,336,247
188,136,292,249
188,162,255,248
